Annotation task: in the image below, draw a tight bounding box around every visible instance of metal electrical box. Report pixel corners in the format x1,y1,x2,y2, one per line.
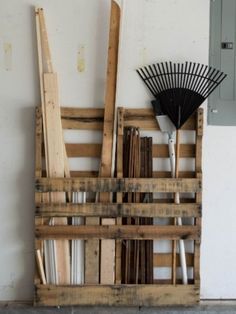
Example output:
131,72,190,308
209,0,236,125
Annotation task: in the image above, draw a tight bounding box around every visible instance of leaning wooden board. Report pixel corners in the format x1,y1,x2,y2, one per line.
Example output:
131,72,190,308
84,0,121,284
35,8,70,284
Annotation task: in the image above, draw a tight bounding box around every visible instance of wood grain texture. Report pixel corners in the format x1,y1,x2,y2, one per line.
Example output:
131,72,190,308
42,73,70,284
53,143,195,158
61,107,104,118
194,108,203,287
36,225,200,240
35,284,199,306
153,253,194,267
36,177,202,193
36,202,201,218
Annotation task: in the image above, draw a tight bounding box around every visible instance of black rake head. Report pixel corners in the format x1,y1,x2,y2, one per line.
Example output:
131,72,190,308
137,61,227,129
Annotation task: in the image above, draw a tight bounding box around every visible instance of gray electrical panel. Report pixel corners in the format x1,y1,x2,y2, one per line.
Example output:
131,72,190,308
209,0,236,125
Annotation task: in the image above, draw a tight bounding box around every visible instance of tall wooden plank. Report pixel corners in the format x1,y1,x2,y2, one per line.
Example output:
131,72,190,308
100,0,121,284
35,8,71,284
115,108,124,283
43,73,70,284
194,108,203,288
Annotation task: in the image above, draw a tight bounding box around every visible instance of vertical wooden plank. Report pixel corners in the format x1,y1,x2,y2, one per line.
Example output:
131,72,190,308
100,0,121,284
43,73,70,284
35,8,71,285
194,108,203,288
115,107,124,284
35,107,43,285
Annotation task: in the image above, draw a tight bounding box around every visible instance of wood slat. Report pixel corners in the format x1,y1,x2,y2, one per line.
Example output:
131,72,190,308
35,177,202,193
123,109,196,130
153,171,195,178
153,144,195,158
35,284,199,306
36,225,200,240
61,107,104,118
65,144,101,158
70,171,98,177
194,108,203,287
62,119,103,130
36,202,201,218
153,253,194,267
61,143,195,158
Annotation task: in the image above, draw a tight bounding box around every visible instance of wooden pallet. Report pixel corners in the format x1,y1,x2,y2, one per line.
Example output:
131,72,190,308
34,106,203,306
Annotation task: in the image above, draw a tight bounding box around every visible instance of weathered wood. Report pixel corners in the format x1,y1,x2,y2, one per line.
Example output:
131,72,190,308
194,109,203,287
115,108,124,284
153,171,195,178
123,109,196,130
42,73,70,284
62,119,103,130
70,171,99,177
36,177,202,193
55,143,195,158
153,253,194,267
36,225,200,240
35,107,43,203
61,107,104,119
65,144,101,158
35,284,199,306
36,202,201,218
35,249,47,285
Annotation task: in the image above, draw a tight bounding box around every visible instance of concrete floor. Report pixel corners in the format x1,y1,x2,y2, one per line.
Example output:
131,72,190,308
1,302,236,314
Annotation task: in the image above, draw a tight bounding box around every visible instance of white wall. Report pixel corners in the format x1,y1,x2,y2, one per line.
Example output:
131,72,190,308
0,0,235,300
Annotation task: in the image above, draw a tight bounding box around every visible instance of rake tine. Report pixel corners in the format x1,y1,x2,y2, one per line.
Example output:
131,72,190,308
153,63,165,93
191,63,205,92
201,69,224,97
149,64,162,95
159,63,168,91
162,62,170,91
188,62,198,91
198,67,218,96
204,72,227,99
196,67,215,95
144,66,160,96
199,69,219,98
137,68,156,96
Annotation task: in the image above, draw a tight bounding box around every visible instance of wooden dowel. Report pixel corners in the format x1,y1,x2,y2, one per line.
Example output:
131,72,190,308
36,249,47,285
172,129,180,285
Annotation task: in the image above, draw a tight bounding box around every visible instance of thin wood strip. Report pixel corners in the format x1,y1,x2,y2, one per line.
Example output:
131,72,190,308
194,108,203,287
36,225,200,240
35,177,202,193
35,249,47,285
35,284,199,306
153,253,194,267
115,108,124,284
172,129,181,285
34,107,44,285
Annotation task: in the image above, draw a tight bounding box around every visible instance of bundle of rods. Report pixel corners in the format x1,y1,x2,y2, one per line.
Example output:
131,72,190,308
121,127,153,284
